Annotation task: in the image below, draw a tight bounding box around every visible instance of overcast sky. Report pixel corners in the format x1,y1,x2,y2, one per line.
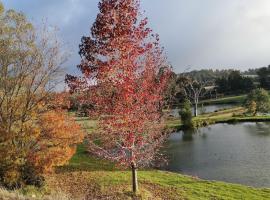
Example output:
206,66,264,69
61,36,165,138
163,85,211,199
3,0,270,73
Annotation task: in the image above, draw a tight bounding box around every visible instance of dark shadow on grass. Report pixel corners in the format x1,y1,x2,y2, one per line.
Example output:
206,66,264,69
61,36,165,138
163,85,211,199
56,143,116,173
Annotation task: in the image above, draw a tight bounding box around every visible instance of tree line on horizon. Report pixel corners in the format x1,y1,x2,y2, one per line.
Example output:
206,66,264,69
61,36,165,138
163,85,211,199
165,67,270,107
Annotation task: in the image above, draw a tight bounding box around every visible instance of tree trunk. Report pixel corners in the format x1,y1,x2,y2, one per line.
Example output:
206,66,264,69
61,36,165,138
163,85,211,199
194,102,198,117
131,162,138,193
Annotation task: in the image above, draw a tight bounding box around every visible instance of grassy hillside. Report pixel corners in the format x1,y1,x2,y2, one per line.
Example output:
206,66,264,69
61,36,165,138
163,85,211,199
48,115,270,199
5,146,269,199
46,144,270,200
2,113,270,199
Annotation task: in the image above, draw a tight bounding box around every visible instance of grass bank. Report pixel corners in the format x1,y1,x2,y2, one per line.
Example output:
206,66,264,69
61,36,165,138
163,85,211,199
53,115,270,199
194,107,270,125
168,106,270,130
48,144,270,200
3,113,270,199
201,95,246,105
201,90,270,105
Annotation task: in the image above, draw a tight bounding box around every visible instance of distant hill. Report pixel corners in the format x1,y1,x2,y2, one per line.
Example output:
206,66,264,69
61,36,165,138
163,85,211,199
178,68,262,81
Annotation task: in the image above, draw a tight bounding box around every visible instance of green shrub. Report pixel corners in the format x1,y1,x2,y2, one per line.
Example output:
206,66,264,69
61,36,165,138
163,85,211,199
245,88,270,114
193,118,215,128
179,99,194,129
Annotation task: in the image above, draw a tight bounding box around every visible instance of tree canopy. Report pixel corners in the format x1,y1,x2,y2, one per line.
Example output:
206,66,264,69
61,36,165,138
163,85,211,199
66,0,171,193
245,88,270,114
0,4,84,188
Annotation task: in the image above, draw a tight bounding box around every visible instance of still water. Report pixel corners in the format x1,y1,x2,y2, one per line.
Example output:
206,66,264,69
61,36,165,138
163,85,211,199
163,123,270,188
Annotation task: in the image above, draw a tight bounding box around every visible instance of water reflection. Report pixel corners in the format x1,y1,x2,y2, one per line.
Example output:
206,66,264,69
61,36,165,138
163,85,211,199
163,122,270,188
181,127,212,141
244,122,270,136
182,132,194,141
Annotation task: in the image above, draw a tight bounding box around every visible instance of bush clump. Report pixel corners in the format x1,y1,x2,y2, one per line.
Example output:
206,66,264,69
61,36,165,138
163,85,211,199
179,99,194,129
245,88,270,115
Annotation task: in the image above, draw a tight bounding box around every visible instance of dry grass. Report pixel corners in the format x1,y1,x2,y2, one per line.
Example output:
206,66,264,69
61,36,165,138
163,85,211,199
45,171,184,200
0,188,70,200
0,188,26,200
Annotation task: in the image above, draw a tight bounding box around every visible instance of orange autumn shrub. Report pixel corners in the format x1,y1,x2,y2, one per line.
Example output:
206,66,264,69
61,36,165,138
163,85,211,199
49,92,72,110
28,110,84,173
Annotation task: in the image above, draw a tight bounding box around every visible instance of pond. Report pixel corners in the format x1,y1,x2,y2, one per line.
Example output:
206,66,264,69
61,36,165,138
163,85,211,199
162,122,270,188
171,104,236,117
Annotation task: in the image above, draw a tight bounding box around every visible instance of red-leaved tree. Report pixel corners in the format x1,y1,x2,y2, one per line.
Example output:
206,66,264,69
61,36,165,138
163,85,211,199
66,0,171,193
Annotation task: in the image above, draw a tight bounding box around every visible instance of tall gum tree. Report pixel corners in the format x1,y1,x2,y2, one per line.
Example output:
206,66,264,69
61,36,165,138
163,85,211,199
66,0,171,193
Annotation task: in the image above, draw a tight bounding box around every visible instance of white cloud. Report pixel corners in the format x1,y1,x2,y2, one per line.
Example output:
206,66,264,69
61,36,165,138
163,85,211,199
3,0,270,72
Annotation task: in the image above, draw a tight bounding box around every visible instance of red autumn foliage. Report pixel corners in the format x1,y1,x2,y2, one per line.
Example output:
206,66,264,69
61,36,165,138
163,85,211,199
28,110,85,173
66,0,171,170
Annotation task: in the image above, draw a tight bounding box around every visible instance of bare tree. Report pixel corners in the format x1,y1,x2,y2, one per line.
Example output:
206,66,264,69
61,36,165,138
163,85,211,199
178,76,212,117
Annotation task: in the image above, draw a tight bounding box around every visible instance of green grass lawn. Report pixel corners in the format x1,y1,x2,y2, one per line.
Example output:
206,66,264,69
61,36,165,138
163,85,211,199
194,107,246,121
201,94,246,105
44,115,270,199
49,141,270,200
11,111,268,199
194,106,270,124
45,97,270,199
201,90,270,105
58,144,115,172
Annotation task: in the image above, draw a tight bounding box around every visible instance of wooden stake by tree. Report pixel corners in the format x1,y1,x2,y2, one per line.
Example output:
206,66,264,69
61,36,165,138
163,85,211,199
66,0,171,193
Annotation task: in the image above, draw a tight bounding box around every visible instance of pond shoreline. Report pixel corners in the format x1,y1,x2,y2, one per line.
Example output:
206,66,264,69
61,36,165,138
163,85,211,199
164,121,270,188
166,106,270,131
61,115,270,199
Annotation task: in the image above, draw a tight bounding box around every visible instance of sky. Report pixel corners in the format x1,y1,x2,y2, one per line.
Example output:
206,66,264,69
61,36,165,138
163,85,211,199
2,0,270,74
